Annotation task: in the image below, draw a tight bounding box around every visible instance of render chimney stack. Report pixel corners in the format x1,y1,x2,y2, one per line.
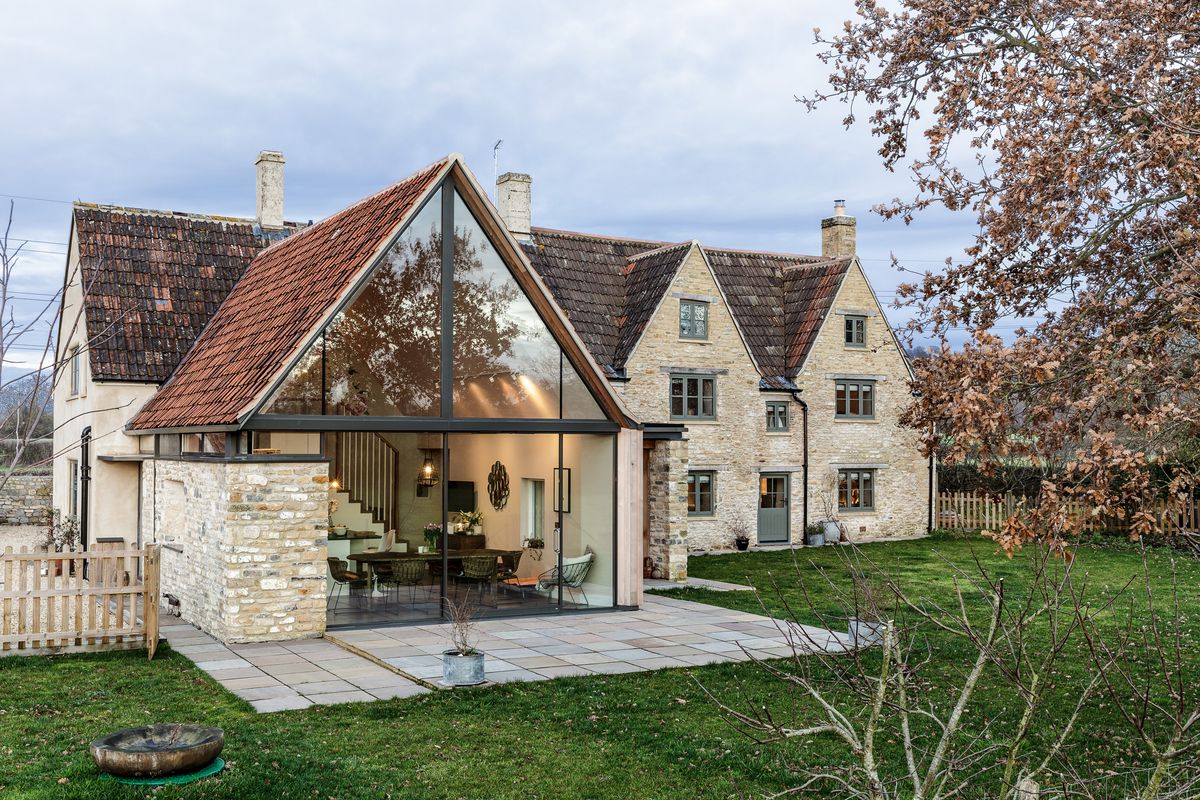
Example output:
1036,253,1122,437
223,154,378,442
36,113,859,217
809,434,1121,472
821,198,856,258
255,150,285,229
496,172,532,241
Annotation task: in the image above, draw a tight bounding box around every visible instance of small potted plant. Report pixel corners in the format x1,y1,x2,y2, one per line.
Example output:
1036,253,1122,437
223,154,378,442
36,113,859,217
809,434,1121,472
731,522,750,551
422,522,442,552
804,522,826,547
39,510,80,577
847,573,887,648
442,593,485,686
329,496,347,537
459,509,484,535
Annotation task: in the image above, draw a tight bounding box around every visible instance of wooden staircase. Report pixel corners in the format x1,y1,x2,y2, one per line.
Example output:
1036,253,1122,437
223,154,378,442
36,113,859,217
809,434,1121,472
331,431,400,534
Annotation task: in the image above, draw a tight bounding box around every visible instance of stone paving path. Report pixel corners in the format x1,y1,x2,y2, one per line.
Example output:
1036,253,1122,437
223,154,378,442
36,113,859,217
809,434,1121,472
163,595,840,712
327,594,840,684
162,623,429,712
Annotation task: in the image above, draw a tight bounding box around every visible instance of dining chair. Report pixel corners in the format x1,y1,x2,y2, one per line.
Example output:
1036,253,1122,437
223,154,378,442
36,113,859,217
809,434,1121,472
326,557,367,611
457,554,499,606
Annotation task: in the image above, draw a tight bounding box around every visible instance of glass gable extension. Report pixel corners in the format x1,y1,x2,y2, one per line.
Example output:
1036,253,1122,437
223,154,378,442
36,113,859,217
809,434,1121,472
263,186,604,421
247,172,617,627
451,190,603,420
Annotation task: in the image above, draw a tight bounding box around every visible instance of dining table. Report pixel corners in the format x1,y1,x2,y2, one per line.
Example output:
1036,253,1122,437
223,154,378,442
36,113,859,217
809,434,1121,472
346,549,514,594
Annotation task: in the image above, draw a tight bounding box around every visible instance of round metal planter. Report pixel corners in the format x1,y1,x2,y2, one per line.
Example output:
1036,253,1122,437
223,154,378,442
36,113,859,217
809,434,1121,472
848,618,886,648
90,724,225,778
442,651,486,686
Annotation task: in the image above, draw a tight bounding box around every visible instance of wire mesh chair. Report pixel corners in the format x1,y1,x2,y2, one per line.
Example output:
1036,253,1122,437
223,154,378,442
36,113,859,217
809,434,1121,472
326,557,367,611
382,558,432,607
535,552,594,606
457,555,499,606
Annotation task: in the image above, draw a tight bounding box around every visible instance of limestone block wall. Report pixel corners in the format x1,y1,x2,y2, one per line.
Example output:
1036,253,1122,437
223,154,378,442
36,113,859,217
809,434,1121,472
646,438,688,581
793,262,930,542
618,245,807,551
144,458,329,643
0,473,51,526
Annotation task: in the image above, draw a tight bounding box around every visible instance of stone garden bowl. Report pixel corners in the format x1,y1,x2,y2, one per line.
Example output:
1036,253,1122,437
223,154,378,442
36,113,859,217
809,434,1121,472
90,724,224,778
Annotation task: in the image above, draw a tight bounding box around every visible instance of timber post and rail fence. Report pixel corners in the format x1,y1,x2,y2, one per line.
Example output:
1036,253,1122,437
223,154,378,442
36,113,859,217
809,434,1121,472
0,543,160,658
937,491,1200,535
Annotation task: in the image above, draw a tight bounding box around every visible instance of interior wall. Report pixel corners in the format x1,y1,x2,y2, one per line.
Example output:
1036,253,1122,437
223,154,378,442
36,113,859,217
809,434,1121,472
445,432,615,603
447,433,557,580
561,434,615,602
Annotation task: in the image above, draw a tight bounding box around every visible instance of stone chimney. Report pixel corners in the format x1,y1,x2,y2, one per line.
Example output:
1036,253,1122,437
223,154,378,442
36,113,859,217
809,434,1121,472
496,172,532,241
255,150,285,229
821,199,856,258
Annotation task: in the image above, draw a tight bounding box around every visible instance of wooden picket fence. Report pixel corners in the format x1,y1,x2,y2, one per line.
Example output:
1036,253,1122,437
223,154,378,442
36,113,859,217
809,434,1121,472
0,544,160,658
938,491,1200,534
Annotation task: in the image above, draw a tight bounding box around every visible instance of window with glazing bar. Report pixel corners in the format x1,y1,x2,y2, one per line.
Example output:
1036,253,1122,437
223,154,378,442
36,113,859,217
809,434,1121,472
838,468,875,511
687,470,715,515
766,401,789,431
835,380,875,418
679,300,709,340
670,374,716,420
69,347,82,396
844,315,866,347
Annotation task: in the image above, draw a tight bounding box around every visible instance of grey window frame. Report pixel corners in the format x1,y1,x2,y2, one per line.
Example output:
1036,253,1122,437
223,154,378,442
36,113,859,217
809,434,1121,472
766,401,789,431
844,315,866,347
670,374,717,420
835,380,876,419
679,299,709,340
687,470,716,516
67,458,79,517
838,468,876,512
69,346,82,396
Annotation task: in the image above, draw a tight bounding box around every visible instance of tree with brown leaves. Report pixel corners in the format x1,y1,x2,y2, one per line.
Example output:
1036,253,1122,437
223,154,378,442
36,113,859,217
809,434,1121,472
804,0,1200,548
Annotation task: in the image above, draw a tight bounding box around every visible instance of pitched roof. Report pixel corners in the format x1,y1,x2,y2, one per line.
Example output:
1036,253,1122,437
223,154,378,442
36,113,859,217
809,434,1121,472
524,228,852,382
71,205,299,382
128,158,449,430
521,228,667,368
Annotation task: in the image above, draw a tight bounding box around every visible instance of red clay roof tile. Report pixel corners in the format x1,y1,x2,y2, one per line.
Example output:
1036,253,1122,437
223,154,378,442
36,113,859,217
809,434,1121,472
127,158,448,430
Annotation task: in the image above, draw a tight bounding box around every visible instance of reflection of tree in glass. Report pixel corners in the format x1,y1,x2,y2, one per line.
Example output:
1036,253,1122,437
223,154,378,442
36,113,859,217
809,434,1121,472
452,218,561,418
263,202,553,417
323,223,443,415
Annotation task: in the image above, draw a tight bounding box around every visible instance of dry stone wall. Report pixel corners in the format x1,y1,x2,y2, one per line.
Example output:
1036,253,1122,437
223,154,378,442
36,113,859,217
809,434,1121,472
0,473,51,527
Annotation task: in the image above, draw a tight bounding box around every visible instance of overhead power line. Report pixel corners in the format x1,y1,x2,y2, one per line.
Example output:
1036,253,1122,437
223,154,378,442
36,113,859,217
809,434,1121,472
0,193,73,205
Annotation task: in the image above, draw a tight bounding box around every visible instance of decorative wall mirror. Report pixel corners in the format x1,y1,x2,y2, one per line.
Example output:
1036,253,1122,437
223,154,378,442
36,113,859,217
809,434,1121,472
488,461,510,510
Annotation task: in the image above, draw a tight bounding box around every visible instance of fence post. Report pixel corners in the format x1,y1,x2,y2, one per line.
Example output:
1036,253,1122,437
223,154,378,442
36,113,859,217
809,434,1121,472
1015,777,1039,799
144,544,160,660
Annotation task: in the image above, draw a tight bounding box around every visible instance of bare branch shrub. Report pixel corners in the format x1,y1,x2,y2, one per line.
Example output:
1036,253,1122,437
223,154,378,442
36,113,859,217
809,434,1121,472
699,544,1199,799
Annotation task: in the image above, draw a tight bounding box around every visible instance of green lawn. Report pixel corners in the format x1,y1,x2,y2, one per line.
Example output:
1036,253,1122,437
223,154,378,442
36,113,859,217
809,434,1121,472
660,530,1200,795
1,532,1196,798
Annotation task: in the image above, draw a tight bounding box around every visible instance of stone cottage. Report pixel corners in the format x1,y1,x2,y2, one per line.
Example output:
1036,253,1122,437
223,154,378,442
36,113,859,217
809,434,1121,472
51,151,930,644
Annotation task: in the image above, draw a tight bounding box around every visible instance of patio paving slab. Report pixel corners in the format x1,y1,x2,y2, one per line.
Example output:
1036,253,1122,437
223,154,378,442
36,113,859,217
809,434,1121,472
165,595,833,710
251,695,314,712
308,690,375,705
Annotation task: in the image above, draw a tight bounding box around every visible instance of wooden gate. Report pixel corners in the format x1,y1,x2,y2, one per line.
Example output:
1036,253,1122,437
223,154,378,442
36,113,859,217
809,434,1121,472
0,544,160,658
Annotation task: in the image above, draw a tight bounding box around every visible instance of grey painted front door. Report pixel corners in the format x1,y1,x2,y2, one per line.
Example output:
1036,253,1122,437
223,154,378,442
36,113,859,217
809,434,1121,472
757,474,790,544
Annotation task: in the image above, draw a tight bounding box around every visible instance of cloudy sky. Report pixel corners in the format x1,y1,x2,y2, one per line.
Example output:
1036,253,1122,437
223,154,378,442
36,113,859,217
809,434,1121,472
1,1,979,371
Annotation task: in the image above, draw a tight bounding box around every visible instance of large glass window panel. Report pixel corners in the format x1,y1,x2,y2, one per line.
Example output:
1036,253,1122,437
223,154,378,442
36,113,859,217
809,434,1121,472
453,190,597,419
560,434,615,608
263,188,443,416
561,352,606,419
